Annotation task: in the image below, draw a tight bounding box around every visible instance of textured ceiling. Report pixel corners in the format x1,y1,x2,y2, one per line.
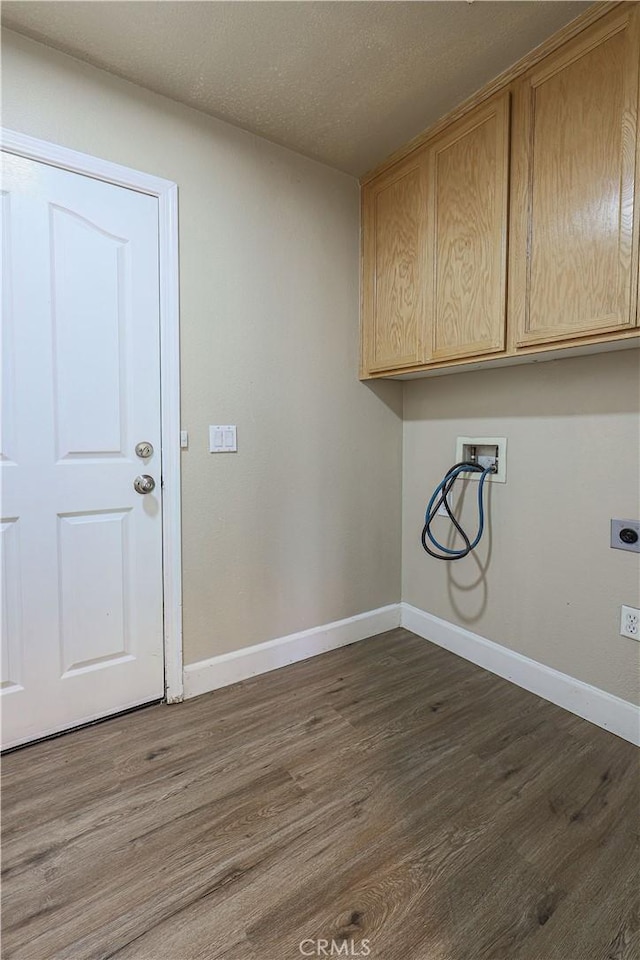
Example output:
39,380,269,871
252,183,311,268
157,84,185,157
1,1,590,176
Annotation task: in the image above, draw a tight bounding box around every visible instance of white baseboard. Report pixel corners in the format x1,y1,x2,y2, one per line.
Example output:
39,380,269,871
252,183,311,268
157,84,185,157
401,603,640,747
182,599,639,746
183,603,401,700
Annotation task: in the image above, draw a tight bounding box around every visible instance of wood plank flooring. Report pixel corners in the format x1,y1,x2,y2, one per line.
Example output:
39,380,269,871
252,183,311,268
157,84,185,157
2,628,639,960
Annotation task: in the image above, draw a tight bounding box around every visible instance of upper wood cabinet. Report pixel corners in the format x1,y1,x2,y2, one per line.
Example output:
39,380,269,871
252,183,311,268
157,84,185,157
426,92,510,362
360,2,640,380
361,151,428,373
509,6,640,348
361,92,509,374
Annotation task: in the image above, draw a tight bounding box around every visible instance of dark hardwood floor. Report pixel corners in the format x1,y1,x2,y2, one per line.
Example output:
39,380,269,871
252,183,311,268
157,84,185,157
2,628,639,960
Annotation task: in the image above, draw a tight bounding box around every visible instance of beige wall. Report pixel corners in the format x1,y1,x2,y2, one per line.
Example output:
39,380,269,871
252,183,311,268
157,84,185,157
4,30,638,708
403,350,640,704
1,30,403,665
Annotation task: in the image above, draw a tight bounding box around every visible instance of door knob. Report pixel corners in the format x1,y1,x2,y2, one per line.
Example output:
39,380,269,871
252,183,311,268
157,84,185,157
134,474,156,495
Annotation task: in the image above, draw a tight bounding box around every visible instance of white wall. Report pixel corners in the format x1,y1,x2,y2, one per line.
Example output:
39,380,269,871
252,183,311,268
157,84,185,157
403,351,640,705
1,30,403,665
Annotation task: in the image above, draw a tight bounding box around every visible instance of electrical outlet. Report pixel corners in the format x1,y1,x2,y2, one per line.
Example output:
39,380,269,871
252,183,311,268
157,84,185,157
620,605,640,641
610,519,640,553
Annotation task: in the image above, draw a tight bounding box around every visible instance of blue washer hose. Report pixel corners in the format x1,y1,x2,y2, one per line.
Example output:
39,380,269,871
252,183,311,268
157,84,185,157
422,461,494,560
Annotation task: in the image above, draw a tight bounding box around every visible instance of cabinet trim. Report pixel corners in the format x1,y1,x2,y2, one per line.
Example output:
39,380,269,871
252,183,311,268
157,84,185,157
362,331,640,381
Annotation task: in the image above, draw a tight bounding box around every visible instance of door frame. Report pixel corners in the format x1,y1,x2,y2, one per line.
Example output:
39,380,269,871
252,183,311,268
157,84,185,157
1,128,184,703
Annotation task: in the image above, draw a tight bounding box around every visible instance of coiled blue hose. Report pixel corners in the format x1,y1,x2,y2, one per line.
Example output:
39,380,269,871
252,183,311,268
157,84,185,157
421,461,494,560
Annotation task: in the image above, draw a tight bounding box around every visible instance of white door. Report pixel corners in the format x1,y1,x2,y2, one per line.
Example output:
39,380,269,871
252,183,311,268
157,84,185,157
1,152,165,749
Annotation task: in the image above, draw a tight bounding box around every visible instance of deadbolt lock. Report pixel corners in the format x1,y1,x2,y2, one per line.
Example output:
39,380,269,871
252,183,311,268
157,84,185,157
135,441,154,459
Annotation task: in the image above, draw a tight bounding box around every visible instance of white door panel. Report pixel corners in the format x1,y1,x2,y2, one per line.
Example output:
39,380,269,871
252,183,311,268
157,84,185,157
1,153,164,748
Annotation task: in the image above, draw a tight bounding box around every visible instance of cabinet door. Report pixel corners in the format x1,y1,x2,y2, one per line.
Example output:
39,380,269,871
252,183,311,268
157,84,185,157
510,7,640,348
361,152,428,373
426,92,510,361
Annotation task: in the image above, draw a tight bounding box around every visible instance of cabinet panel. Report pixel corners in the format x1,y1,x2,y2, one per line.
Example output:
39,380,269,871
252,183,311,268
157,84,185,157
511,7,639,348
361,154,428,373
427,93,510,361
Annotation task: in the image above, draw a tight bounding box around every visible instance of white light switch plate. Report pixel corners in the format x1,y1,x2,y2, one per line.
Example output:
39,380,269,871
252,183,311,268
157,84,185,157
209,425,237,453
